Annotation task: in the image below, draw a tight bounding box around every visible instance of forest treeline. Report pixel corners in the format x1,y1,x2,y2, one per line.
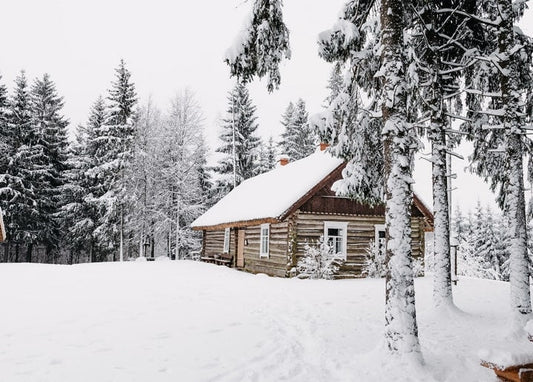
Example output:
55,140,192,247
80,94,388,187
0,61,318,263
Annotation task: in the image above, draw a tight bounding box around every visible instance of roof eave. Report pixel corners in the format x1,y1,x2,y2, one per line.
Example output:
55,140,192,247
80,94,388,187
191,217,281,231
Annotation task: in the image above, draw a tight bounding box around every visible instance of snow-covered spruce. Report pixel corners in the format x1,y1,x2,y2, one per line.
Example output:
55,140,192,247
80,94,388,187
279,99,316,161
213,82,261,200
462,0,532,321
225,0,290,92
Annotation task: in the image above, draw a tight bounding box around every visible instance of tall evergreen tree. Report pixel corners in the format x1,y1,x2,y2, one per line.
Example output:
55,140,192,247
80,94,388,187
92,60,137,261
214,82,260,196
62,96,106,262
29,74,70,262
410,0,483,310
279,99,315,160
1,72,39,261
318,0,421,356
0,75,9,169
228,0,422,357
256,136,277,175
463,0,533,323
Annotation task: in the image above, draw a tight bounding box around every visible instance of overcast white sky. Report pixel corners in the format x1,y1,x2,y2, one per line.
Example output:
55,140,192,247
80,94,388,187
2,0,533,213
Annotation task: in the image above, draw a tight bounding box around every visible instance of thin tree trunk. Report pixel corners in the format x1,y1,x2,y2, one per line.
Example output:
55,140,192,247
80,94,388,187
507,134,531,317
3,242,8,263
498,0,532,322
175,197,180,260
15,243,19,263
119,206,124,262
431,123,453,308
26,242,33,263
381,0,421,357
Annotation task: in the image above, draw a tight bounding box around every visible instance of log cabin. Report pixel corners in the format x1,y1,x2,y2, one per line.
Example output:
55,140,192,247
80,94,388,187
191,148,434,278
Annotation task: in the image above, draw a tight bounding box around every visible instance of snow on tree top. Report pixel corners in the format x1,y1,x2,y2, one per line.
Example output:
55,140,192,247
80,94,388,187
191,150,344,228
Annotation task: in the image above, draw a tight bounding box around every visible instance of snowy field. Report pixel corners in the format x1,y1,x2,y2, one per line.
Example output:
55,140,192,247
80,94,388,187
0,261,531,382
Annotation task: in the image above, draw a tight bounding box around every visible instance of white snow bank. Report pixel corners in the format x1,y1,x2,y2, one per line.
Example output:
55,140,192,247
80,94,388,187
0,262,530,381
191,150,344,227
525,319,533,336
479,349,533,369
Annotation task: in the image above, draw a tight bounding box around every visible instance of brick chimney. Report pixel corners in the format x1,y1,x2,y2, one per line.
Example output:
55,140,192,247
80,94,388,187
320,142,330,151
278,155,289,166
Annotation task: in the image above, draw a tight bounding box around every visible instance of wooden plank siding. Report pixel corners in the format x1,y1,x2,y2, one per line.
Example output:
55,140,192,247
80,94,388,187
202,211,426,279
241,221,289,278
204,229,236,266
293,212,426,278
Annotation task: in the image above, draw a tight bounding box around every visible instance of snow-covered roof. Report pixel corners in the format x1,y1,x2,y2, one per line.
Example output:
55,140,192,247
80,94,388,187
191,150,344,229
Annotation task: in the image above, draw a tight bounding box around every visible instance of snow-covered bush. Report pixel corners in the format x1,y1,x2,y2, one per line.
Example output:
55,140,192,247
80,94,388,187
412,257,425,278
363,240,424,278
296,238,344,280
457,239,501,280
362,240,386,278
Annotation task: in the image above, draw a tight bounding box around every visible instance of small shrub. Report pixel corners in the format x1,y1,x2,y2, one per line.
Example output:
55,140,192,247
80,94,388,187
362,240,386,278
296,238,344,280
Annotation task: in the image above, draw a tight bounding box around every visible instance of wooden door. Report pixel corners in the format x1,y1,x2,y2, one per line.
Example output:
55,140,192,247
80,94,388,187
237,229,245,268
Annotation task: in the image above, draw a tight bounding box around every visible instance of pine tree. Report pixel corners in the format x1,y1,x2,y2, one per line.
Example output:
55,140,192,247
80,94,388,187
213,82,260,196
225,0,290,92
62,97,106,262
256,136,277,175
318,0,422,356
410,0,484,310
463,0,532,322
228,0,422,357
2,72,39,261
452,205,467,243
29,74,70,262
0,75,10,256
315,6,384,205
92,60,137,261
0,75,9,170
279,99,315,161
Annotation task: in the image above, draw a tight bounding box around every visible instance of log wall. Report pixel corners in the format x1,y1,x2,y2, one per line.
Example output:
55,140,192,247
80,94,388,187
202,212,427,279
241,221,289,278
293,212,426,278
204,229,236,265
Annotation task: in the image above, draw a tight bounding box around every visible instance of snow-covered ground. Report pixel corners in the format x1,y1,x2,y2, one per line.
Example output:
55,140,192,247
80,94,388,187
0,261,531,381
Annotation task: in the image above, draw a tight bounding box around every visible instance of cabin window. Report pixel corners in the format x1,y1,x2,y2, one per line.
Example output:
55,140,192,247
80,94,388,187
260,224,270,258
223,228,230,253
324,221,348,259
374,224,386,256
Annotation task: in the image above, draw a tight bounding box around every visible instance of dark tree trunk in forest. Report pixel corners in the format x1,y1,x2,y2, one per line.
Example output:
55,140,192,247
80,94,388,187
381,0,421,357
3,242,8,262
26,242,32,263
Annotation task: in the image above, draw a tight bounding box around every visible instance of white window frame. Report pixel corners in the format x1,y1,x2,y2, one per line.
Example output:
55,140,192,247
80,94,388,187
223,228,230,254
323,221,348,259
259,223,270,258
374,224,386,255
